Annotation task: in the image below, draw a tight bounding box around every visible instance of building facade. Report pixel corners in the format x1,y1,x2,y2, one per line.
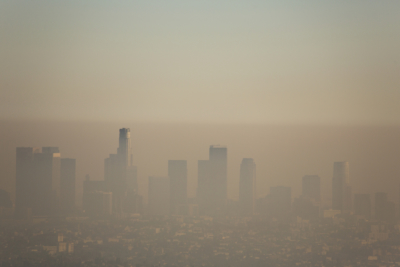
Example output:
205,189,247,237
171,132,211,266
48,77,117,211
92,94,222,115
239,158,256,216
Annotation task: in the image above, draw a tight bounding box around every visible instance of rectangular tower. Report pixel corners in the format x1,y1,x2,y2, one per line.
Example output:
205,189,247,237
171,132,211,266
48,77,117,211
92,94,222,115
332,161,350,211
209,145,227,213
104,128,137,217
32,149,61,216
239,158,256,216
196,146,228,216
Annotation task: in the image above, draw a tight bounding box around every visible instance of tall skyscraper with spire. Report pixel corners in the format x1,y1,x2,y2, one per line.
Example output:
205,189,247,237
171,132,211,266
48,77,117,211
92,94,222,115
104,128,138,217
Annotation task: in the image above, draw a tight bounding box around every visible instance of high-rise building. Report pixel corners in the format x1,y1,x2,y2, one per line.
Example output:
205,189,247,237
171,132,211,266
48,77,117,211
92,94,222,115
148,176,170,216
332,161,351,211
209,145,227,205
196,145,227,216
60,158,76,214
293,175,321,220
239,158,256,216
354,194,371,219
32,148,61,216
302,175,321,202
104,128,139,217
15,147,62,217
168,160,187,215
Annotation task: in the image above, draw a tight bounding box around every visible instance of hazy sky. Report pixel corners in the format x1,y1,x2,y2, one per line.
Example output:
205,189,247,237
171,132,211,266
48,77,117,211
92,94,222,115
1,0,400,124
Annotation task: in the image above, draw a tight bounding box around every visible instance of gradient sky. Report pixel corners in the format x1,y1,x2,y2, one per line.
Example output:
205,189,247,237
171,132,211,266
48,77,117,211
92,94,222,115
1,0,400,124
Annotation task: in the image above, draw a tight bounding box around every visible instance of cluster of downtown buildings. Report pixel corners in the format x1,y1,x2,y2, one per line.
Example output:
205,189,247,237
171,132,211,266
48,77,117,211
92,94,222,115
4,128,397,223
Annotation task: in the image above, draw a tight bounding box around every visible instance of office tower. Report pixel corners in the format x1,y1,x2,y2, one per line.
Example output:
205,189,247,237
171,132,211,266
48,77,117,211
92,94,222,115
104,128,138,217
239,158,256,216
168,160,187,215
332,161,351,211
32,149,61,216
148,176,170,216
60,158,76,214
15,147,63,217
302,175,321,202
209,145,228,204
196,145,227,216
354,194,371,219
293,175,321,220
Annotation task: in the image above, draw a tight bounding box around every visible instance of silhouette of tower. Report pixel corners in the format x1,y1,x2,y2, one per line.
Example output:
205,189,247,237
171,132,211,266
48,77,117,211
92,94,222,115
32,147,61,216
15,147,62,217
168,160,187,215
332,161,351,211
104,128,138,217
197,145,227,216
239,158,256,216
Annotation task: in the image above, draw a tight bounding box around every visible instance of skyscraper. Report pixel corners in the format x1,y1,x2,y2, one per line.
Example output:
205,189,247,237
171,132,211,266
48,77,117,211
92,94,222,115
104,128,138,217
302,175,321,202
239,158,256,216
148,176,170,216
197,145,227,215
32,148,61,216
16,147,62,217
60,158,76,214
168,160,187,215
332,161,351,211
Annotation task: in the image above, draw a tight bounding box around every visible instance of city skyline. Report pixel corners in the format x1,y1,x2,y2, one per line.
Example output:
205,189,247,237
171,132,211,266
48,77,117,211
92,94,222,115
2,122,400,206
7,126,400,218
